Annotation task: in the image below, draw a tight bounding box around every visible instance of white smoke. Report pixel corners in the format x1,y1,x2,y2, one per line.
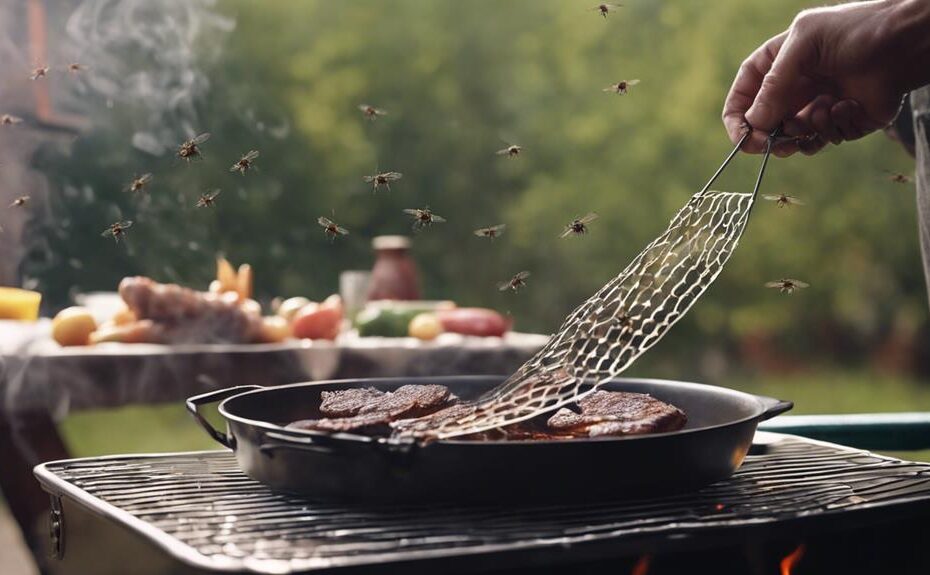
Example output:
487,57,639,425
62,0,235,154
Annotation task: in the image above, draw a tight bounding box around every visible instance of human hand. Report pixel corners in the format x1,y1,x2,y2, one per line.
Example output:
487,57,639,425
722,0,930,156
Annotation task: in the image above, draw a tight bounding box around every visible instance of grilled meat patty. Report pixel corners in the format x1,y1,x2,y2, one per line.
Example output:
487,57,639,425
547,391,687,437
289,386,686,439
289,385,456,433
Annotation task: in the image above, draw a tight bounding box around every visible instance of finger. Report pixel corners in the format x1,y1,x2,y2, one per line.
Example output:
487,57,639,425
772,141,800,157
830,99,873,142
799,134,827,156
745,29,818,134
722,32,787,153
805,94,842,145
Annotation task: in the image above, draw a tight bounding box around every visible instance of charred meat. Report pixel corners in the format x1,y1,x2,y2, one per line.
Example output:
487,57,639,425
547,390,686,437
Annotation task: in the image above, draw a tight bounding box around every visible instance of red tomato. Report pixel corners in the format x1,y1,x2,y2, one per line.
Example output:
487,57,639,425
292,302,342,340
435,308,509,337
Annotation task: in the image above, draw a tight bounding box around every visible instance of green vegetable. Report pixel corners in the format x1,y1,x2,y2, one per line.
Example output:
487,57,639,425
355,307,423,337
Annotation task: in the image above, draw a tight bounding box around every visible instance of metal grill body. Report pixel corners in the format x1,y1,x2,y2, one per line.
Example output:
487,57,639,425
34,433,930,574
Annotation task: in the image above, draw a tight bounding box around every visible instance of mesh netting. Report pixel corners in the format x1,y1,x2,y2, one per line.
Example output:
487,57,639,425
399,132,773,439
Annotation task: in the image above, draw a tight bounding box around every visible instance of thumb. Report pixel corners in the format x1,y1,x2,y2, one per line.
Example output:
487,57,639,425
745,31,812,132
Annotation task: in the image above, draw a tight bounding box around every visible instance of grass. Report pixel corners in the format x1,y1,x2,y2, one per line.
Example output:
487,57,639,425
57,369,930,461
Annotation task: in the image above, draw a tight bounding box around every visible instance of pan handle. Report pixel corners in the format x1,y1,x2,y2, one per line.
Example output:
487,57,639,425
185,385,264,448
259,431,343,456
757,396,794,421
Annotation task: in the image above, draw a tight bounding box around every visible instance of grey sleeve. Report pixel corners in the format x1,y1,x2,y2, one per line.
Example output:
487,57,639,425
912,86,930,306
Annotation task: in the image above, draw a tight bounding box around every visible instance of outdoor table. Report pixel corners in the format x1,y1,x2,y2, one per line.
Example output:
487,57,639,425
0,320,548,569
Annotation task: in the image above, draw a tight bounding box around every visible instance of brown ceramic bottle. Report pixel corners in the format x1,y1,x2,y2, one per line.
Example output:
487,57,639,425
367,236,421,301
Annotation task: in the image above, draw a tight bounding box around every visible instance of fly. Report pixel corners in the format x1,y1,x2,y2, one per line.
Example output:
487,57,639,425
102,220,133,243
474,224,506,239
762,193,804,208
603,79,640,94
359,104,387,120
765,278,809,294
498,271,530,292
404,207,446,230
318,216,349,240
177,133,210,162
364,171,403,192
30,66,49,80
496,144,522,158
125,173,153,194
1,114,23,126
9,195,30,208
230,150,259,174
560,212,599,238
195,189,221,208
591,3,622,19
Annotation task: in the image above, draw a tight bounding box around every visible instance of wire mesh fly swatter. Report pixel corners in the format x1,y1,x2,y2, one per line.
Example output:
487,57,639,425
399,131,777,440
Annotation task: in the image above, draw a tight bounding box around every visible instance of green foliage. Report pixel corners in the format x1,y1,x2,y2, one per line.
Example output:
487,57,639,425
26,0,925,369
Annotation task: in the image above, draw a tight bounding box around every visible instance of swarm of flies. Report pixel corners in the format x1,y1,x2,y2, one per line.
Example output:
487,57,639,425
364,171,403,192
359,104,387,121
195,190,222,208
404,207,446,230
230,150,259,175
561,212,599,238
499,271,530,292
603,79,640,95
763,193,804,208
9,195,30,208
1,114,23,126
591,3,622,19
125,173,153,194
318,216,349,240
496,144,523,158
29,66,49,80
102,220,133,243
177,133,210,162
474,224,506,240
765,278,809,294
884,170,913,184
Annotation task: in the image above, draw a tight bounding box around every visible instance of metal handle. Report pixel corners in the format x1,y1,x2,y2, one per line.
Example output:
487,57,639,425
757,396,794,421
259,431,343,456
185,385,263,448
760,412,930,451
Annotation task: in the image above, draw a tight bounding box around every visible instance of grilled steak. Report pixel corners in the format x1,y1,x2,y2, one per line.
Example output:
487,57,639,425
289,384,456,434
319,388,386,418
547,391,686,437
289,385,686,440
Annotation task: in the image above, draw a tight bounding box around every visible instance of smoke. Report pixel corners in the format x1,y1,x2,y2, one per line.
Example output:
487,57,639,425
62,0,235,154
1,0,236,466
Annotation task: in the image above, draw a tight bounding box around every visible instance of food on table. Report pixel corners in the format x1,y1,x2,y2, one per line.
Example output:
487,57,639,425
354,306,423,337
275,296,311,321
115,276,262,344
288,385,687,441
89,319,158,345
258,316,291,343
546,391,687,437
408,312,443,340
51,306,97,346
435,308,509,337
288,384,457,433
291,295,343,340
0,287,42,321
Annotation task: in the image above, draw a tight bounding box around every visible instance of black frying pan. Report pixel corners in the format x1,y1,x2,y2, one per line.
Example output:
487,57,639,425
186,376,792,502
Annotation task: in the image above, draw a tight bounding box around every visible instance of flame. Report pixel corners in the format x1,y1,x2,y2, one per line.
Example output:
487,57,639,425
631,554,652,575
780,544,806,575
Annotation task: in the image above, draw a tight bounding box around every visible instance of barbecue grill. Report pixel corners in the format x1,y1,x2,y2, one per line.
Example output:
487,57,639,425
33,431,930,575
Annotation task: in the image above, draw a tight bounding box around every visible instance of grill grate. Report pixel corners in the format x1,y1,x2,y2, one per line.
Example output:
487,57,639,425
35,434,930,573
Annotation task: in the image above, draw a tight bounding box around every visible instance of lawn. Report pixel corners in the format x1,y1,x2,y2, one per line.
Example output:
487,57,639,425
57,369,930,461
